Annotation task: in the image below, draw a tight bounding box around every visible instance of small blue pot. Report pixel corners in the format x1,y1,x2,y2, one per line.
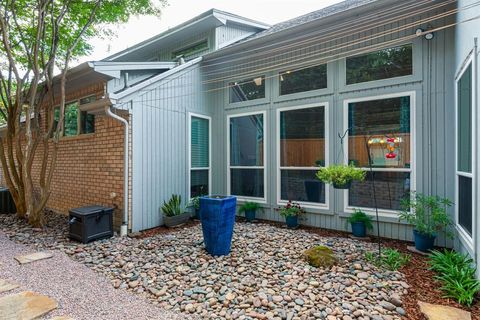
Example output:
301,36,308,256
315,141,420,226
285,216,299,229
245,210,256,222
351,222,367,237
413,229,436,252
194,208,200,220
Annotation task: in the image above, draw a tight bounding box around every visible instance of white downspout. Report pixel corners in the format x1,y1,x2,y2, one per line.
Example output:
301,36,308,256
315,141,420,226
105,104,129,237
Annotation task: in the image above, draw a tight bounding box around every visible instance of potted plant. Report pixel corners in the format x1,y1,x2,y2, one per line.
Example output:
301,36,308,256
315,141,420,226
278,201,305,229
399,192,453,252
188,196,201,219
316,163,366,189
346,209,373,237
238,202,261,222
162,194,190,227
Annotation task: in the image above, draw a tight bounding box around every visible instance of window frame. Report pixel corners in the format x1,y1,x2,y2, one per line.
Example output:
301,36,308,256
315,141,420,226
53,95,96,137
277,64,329,97
455,52,476,250
343,91,416,217
187,112,212,202
227,76,268,107
227,111,267,203
276,103,329,210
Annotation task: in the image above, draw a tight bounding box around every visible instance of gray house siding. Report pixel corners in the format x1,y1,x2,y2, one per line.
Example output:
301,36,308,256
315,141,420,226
206,4,456,246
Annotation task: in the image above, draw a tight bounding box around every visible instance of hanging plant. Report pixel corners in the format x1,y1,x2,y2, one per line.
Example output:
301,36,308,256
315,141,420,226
316,163,366,189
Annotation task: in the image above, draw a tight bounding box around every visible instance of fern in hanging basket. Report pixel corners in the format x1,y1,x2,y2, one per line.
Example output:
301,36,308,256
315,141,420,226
316,163,366,189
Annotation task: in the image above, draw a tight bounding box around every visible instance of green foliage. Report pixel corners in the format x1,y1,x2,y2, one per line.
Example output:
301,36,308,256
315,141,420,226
188,196,200,210
399,192,453,238
277,201,305,217
303,246,338,268
161,194,183,217
316,163,366,186
346,209,373,230
429,250,480,306
365,248,410,271
238,201,261,213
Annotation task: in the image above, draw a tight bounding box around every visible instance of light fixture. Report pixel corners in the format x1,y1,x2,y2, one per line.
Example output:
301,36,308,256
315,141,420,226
415,27,434,40
253,77,263,86
425,32,434,40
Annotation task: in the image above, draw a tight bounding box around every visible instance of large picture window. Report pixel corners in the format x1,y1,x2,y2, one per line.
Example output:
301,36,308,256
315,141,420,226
278,105,327,205
346,93,413,212
189,114,210,199
346,44,413,85
228,112,265,200
229,77,265,103
456,62,473,237
279,64,327,95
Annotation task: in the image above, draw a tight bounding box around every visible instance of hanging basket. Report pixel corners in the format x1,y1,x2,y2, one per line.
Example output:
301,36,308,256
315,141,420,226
333,180,352,189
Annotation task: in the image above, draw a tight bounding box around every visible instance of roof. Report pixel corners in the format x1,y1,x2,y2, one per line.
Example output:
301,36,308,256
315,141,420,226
104,9,270,62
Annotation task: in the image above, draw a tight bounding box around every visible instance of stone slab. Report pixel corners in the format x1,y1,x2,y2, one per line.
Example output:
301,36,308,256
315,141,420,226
0,291,58,320
50,317,75,320
14,251,53,264
349,235,371,241
407,246,429,256
0,279,19,293
418,301,471,320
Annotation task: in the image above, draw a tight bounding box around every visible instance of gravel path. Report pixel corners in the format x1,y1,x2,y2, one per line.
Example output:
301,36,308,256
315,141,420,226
0,231,188,320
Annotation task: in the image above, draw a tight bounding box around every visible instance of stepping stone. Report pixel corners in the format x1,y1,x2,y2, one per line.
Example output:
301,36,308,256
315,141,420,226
14,251,53,264
407,246,429,256
0,291,58,320
0,279,19,293
418,301,471,320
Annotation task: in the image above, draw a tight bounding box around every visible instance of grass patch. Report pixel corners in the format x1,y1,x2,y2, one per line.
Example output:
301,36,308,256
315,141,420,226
365,248,410,271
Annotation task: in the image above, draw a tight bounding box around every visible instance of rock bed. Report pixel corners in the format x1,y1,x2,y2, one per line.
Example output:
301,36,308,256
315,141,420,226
0,213,408,320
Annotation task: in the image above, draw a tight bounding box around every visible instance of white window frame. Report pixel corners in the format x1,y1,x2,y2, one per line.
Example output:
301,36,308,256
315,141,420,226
227,111,267,203
455,52,476,251
276,103,329,209
343,91,416,217
187,112,212,202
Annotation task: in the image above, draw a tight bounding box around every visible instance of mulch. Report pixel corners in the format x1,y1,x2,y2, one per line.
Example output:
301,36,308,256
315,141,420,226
137,217,480,319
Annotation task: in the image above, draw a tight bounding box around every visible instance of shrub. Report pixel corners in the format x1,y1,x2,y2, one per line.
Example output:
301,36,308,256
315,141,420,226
365,248,410,271
238,202,261,213
277,201,305,217
399,192,453,237
316,163,365,186
161,194,183,217
346,209,373,230
188,196,200,210
429,249,480,306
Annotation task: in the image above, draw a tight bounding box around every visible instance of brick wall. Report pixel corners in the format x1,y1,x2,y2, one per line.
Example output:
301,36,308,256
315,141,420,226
1,81,129,230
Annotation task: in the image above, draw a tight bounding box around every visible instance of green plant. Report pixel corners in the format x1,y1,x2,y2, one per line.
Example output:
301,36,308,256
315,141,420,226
365,248,410,271
188,196,200,210
429,249,480,306
238,202,262,213
316,163,366,186
161,194,183,217
399,192,453,238
277,201,305,217
346,209,373,230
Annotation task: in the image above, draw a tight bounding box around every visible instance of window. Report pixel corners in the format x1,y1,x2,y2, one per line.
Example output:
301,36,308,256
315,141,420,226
279,64,327,95
278,105,327,205
346,44,413,85
189,114,210,199
53,95,96,137
229,77,265,103
346,94,413,212
172,40,209,60
456,62,473,237
228,112,265,200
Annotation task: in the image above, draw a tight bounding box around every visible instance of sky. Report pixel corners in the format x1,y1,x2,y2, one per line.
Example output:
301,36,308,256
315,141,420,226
78,0,343,63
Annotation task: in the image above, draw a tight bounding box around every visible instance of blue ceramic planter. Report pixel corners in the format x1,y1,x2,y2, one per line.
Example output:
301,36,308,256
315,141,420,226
199,195,236,256
351,222,367,237
245,210,256,222
413,229,436,252
285,216,298,229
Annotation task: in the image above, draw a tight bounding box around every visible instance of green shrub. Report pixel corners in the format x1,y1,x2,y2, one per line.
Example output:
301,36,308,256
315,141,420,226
429,249,480,306
316,163,365,186
161,194,183,217
399,192,453,238
365,248,410,271
188,196,200,210
346,209,373,230
238,202,262,213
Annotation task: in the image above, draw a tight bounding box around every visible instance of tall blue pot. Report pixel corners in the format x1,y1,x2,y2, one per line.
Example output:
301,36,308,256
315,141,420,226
199,196,237,256
351,222,367,237
413,229,436,252
285,216,298,229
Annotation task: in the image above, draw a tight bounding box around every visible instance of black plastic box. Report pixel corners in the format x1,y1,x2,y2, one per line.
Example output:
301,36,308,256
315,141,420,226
0,188,16,214
69,205,113,243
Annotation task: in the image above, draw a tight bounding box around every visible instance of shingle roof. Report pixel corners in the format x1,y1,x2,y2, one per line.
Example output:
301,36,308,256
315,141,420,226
236,0,380,44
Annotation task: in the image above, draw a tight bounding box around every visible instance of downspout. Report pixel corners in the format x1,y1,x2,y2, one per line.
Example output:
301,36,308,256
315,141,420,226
104,103,129,237
474,37,478,264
